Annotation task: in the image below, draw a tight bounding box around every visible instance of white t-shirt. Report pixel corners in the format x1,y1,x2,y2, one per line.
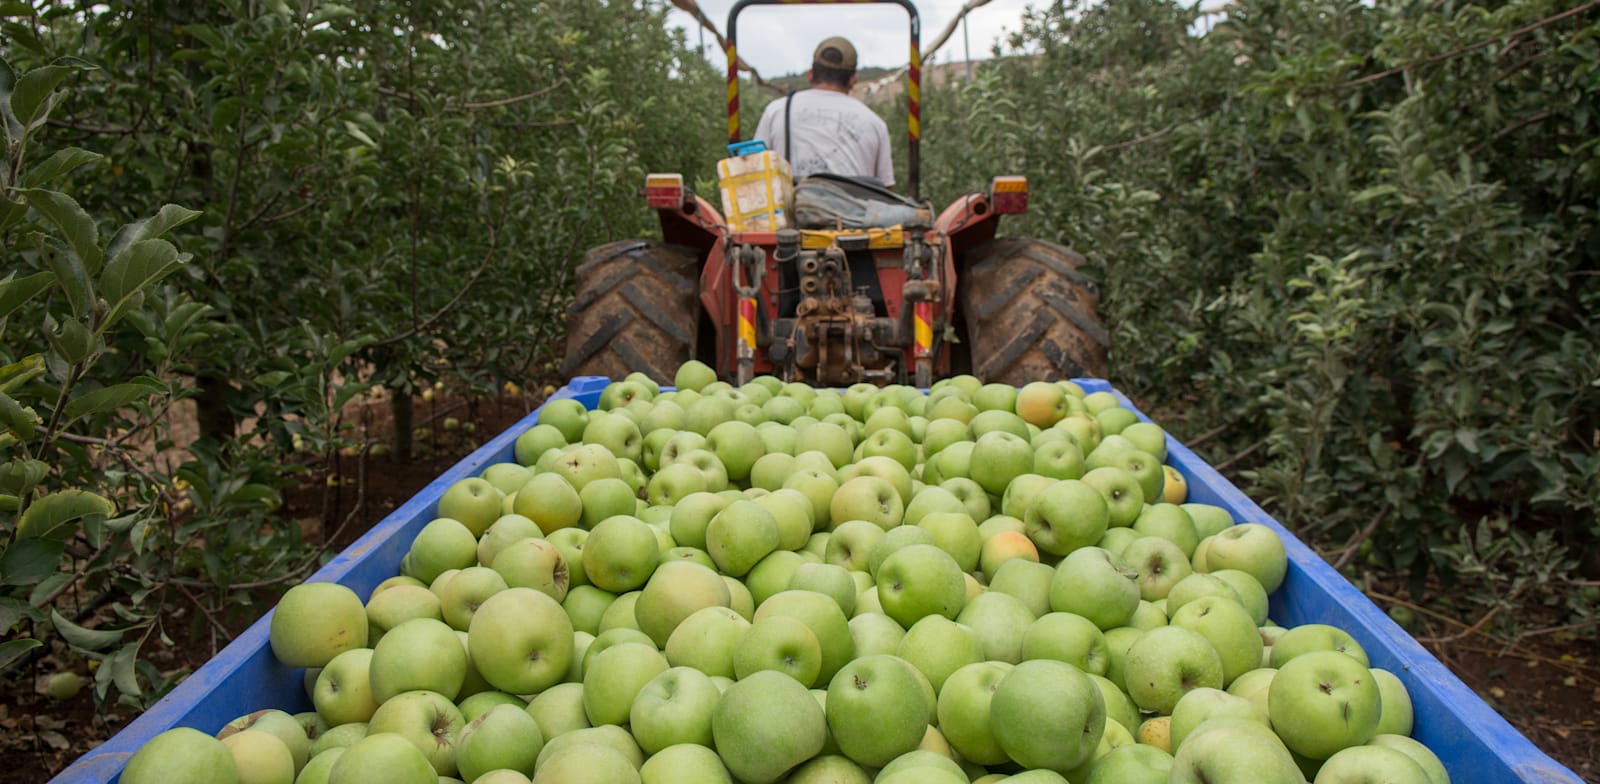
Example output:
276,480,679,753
754,89,894,186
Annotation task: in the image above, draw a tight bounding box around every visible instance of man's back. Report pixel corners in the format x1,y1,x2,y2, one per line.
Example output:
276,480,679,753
755,89,894,186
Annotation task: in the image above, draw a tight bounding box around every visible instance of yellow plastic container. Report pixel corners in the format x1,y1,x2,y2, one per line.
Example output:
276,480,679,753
717,147,793,232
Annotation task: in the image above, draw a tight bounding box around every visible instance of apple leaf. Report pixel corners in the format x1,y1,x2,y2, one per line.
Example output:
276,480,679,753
20,147,102,188
0,638,42,670
20,188,102,278
100,239,191,333
17,489,116,540
0,538,63,586
63,377,164,422
0,271,55,322
50,608,124,652
103,204,202,264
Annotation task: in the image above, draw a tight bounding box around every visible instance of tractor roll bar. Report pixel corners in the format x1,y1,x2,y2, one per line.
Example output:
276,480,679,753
725,0,922,201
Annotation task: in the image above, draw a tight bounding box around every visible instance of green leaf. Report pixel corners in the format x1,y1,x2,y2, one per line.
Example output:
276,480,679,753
0,354,45,392
20,147,103,188
0,537,64,586
0,391,40,439
0,270,54,322
45,314,100,365
28,572,71,607
34,233,91,319
109,642,142,697
8,58,94,128
0,596,28,631
331,381,374,413
100,239,190,333
64,377,163,421
20,188,102,276
18,489,116,540
104,204,202,264
50,608,123,652
0,639,42,670
0,456,49,494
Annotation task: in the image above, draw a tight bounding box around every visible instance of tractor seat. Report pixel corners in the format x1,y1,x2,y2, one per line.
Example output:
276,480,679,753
793,173,933,230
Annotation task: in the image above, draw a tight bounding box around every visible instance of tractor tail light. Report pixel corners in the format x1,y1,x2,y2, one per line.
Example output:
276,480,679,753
991,176,1029,214
644,173,684,209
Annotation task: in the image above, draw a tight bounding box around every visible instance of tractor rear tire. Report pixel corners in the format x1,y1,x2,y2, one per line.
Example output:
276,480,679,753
562,240,700,383
957,238,1109,383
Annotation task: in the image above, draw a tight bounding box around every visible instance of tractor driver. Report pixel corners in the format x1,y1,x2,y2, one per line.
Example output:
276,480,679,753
754,36,895,188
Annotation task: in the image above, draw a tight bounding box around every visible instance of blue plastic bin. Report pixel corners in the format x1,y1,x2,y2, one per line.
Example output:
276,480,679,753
49,377,1584,783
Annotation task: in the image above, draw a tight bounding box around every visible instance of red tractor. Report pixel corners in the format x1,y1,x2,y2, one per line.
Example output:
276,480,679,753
562,0,1106,387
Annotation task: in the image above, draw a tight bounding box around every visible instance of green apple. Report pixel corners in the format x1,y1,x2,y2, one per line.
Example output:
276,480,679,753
1132,503,1201,559
847,612,906,658
1024,478,1110,556
364,584,441,644
897,615,983,693
524,682,591,741
581,514,659,593
866,525,937,578
366,690,464,776
1016,380,1070,427
437,477,506,538
1032,438,1087,480
1269,649,1381,760
1371,668,1415,736
537,398,591,443
745,550,808,607
915,511,982,572
705,499,780,577
1083,743,1173,784
1209,568,1270,626
308,722,366,758
476,514,545,567
829,474,904,531
1314,745,1433,784
580,476,641,529
628,667,721,753
969,431,1034,497
785,754,871,784
954,591,1036,663
733,613,823,686
1182,503,1235,539
1050,547,1140,630
1122,625,1225,714
1166,720,1304,784
754,589,855,685
457,690,523,723
990,658,1106,774
979,529,1041,577
326,732,437,784
468,587,573,694
666,491,729,551
561,586,616,638
1080,466,1146,527
824,520,885,573
788,561,858,617
633,559,731,647
756,488,817,552
1121,535,1193,601
712,670,828,784
674,359,718,392
583,641,669,726
1170,595,1264,686
404,517,479,585
664,605,749,678
795,421,854,469
639,742,733,784
370,618,466,702
988,557,1055,618
876,544,967,628
749,452,799,492
511,473,583,534
1202,522,1289,593
971,382,1021,415
455,703,543,782
514,424,567,467
314,648,379,726
1165,572,1244,618
934,660,1014,765
825,654,933,767
783,467,840,530
271,582,368,668
1269,623,1370,668
1168,687,1269,751
295,747,344,784
1368,735,1450,784
492,537,569,603
220,729,295,784
705,419,764,483
122,728,235,784
1022,612,1108,675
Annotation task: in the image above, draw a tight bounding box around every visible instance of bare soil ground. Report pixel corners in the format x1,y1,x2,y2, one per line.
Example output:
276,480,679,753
2,389,1595,783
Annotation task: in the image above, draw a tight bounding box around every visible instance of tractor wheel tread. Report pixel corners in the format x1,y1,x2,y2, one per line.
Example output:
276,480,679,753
957,238,1108,384
562,240,699,381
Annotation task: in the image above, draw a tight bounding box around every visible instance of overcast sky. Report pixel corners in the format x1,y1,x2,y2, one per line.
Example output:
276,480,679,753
666,0,1044,79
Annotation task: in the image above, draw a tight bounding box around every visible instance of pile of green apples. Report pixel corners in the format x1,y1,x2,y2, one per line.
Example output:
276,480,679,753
122,362,1453,784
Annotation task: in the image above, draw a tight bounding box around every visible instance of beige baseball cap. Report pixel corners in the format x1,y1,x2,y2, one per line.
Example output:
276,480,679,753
813,36,858,71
